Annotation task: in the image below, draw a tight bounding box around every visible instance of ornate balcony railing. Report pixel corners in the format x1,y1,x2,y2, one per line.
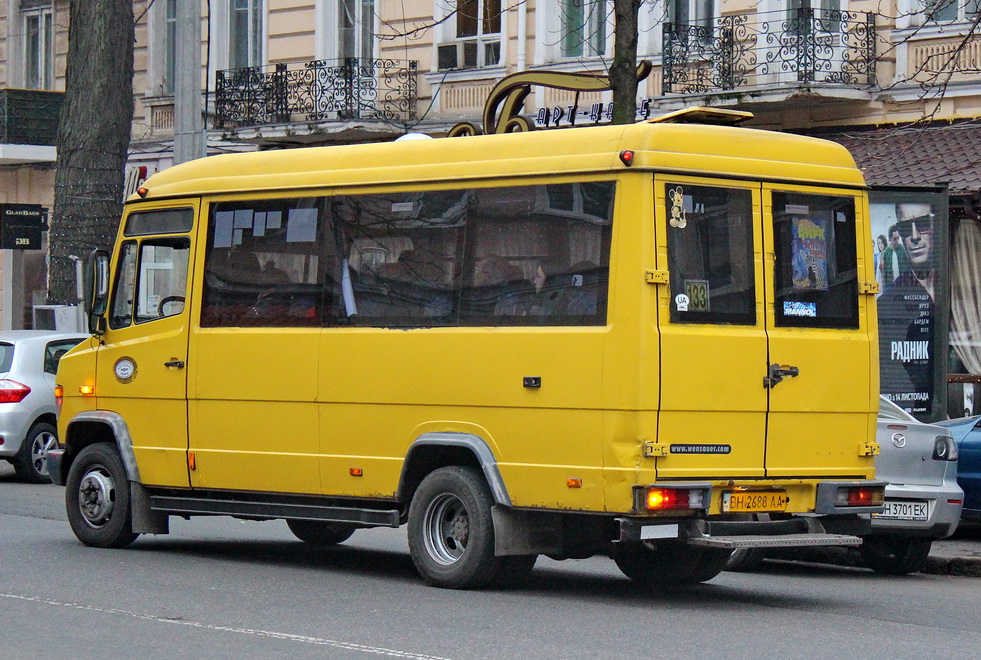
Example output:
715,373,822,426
662,9,876,95
0,88,63,146
215,58,418,130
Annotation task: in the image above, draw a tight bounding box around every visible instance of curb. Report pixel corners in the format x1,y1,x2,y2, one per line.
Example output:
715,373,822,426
765,546,981,577
923,556,981,578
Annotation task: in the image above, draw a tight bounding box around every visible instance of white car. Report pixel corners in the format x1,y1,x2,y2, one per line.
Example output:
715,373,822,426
727,396,963,575
0,331,87,483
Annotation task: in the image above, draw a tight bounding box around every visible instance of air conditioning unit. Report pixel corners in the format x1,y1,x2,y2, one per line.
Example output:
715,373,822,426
33,304,82,332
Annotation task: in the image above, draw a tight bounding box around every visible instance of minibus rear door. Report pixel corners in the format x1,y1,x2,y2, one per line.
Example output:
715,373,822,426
653,177,769,479
761,186,876,478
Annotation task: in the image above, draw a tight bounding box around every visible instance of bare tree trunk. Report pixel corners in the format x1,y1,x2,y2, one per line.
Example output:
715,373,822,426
49,0,134,304
610,0,642,125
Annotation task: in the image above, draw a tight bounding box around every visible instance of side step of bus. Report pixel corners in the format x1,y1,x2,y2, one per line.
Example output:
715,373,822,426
686,517,863,549
147,494,401,527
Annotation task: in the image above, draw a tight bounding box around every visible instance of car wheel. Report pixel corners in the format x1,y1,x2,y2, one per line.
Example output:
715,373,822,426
860,537,932,575
12,421,58,484
613,540,732,586
725,547,769,572
65,443,139,549
408,466,505,589
287,519,356,545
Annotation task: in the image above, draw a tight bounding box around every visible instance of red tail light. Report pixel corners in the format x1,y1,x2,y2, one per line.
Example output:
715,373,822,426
836,486,885,507
0,379,31,403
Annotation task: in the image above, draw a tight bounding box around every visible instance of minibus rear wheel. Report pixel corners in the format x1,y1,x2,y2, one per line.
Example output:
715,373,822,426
613,540,731,586
407,466,502,589
286,519,356,545
65,443,139,549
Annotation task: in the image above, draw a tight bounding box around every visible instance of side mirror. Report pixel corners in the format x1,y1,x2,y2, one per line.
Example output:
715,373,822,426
85,250,110,335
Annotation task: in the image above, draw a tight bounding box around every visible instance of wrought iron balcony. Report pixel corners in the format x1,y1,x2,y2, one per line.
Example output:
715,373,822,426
214,58,418,130
0,88,63,146
662,9,876,96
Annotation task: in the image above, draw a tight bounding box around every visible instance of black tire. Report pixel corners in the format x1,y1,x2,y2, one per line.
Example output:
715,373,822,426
725,547,769,572
613,540,731,586
859,537,932,575
65,443,139,549
407,466,505,589
287,519,356,545
12,421,58,484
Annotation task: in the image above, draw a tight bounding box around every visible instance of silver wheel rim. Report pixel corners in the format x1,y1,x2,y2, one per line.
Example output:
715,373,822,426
423,492,469,566
77,465,116,528
31,431,58,476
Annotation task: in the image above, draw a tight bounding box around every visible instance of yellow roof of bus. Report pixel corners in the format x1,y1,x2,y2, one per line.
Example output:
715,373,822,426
133,122,866,201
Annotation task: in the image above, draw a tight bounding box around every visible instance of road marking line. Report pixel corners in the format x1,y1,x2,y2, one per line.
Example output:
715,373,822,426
2,592,452,659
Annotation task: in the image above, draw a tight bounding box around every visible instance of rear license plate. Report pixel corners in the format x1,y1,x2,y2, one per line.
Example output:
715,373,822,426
721,491,788,513
873,499,928,521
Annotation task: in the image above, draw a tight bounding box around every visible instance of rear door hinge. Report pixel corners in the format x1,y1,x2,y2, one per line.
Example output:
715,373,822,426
860,280,880,295
643,441,669,457
858,441,880,457
645,269,669,285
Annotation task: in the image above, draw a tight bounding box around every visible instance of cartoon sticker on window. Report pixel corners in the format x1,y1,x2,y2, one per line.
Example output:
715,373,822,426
684,279,709,312
790,217,828,290
668,186,688,228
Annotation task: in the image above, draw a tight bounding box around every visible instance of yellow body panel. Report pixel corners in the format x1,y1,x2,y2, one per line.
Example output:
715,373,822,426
57,121,877,519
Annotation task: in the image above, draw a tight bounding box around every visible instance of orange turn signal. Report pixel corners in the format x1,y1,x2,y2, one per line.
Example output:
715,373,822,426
566,478,582,488
349,468,363,477
79,385,95,396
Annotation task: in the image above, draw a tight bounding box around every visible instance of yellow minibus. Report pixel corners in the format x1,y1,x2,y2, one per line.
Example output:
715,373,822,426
51,109,884,589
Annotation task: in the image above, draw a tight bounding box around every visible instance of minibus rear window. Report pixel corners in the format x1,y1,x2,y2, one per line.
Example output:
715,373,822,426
771,192,859,329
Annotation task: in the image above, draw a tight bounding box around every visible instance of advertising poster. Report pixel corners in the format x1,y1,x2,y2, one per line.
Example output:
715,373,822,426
791,216,829,290
869,189,948,421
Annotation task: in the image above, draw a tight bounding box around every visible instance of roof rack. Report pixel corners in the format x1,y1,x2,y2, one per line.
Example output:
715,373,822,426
648,106,754,126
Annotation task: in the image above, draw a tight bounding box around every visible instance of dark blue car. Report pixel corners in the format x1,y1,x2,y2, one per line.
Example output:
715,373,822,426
936,415,981,520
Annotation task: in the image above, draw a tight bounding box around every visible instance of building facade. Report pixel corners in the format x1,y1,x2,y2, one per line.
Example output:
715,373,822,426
3,0,981,417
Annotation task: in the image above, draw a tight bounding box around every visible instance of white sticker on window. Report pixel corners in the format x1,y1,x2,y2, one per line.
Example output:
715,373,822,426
233,209,253,229
675,293,690,312
253,211,266,237
785,204,810,215
214,211,234,248
286,208,318,243
391,202,415,213
266,211,282,229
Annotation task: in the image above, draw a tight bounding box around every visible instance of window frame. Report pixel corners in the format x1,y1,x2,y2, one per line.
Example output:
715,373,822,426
22,3,54,91
435,0,504,70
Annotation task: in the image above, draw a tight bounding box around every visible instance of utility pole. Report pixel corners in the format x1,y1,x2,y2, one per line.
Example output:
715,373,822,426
174,1,204,164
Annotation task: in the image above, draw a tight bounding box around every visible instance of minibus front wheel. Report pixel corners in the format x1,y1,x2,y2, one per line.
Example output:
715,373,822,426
407,466,535,589
65,443,139,549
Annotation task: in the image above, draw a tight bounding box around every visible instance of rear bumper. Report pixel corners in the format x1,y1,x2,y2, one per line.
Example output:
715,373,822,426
620,516,871,550
868,481,964,539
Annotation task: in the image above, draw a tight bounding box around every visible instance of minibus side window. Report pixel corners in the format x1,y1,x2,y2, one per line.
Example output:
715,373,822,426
666,184,756,325
109,241,138,329
335,190,468,327
771,192,858,329
109,238,190,328
202,198,327,327
458,182,613,326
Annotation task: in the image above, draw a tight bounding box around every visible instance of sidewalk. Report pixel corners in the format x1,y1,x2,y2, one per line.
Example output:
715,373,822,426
762,522,981,576
924,522,981,577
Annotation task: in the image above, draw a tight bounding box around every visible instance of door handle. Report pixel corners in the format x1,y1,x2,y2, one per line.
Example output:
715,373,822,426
164,360,185,369
764,363,799,389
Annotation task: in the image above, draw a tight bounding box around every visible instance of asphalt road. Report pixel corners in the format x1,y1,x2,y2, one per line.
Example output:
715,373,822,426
3,462,981,659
